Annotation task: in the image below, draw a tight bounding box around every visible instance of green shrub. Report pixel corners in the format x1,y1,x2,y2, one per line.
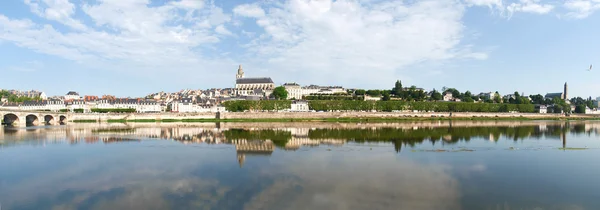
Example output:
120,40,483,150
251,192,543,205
222,100,291,112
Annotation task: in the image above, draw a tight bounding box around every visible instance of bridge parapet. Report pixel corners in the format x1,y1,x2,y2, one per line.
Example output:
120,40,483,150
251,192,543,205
1,110,68,127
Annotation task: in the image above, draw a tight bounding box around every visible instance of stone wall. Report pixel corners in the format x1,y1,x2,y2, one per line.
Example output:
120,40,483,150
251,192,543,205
68,112,216,122
219,111,565,119
12,111,590,123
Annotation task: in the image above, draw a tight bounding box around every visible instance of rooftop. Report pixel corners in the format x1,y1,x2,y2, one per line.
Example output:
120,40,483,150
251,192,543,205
236,77,274,84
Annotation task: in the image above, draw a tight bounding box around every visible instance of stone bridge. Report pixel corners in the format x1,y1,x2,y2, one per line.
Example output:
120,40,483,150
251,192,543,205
1,110,68,127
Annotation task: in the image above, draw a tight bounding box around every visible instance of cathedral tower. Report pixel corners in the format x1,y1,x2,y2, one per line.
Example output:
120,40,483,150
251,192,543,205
236,64,244,79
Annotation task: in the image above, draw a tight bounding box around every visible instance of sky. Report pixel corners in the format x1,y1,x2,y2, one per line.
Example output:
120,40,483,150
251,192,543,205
1,0,600,98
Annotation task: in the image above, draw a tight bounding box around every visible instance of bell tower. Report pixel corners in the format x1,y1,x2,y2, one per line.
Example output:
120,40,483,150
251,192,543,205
236,64,244,79
563,82,568,100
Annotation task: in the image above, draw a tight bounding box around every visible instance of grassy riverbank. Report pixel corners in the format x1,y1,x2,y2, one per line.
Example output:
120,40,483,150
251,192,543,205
89,116,600,123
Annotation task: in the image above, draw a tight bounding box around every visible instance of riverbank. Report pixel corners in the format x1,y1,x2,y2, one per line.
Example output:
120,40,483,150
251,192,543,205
67,111,600,123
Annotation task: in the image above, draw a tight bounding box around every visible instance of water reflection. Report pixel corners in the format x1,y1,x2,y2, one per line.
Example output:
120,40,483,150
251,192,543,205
1,121,600,209
2,121,597,152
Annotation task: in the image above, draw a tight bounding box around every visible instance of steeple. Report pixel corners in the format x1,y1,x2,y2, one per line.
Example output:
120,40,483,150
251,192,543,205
236,65,244,79
563,82,568,100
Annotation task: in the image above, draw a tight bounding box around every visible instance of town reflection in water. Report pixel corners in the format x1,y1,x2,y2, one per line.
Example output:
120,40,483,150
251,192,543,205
1,121,600,210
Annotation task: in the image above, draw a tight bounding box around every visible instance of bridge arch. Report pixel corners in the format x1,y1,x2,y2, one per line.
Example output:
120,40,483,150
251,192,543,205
25,114,40,126
2,113,20,126
59,115,67,124
44,115,55,125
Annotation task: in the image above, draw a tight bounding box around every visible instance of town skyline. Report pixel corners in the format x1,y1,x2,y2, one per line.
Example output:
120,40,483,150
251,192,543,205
2,0,600,97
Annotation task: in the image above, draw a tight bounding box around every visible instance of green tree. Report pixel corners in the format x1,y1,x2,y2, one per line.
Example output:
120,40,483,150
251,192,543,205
431,89,442,101
462,97,474,103
391,80,403,97
575,105,586,114
445,88,461,98
272,86,288,100
382,92,391,101
366,90,382,97
354,89,366,95
529,94,545,104
493,91,502,103
462,91,473,102
552,97,571,114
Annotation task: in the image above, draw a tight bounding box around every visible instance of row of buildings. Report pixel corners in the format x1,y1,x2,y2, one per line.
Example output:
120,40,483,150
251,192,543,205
1,98,163,113
233,65,348,99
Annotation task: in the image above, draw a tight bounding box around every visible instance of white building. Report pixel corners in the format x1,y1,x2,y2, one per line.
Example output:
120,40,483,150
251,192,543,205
19,99,65,112
302,85,346,96
113,99,139,110
477,92,494,100
93,99,160,113
283,83,302,100
283,83,346,99
138,100,161,113
535,105,548,114
172,98,194,113
65,91,81,101
364,95,381,101
66,100,89,112
290,100,309,112
443,92,454,101
172,98,226,113
39,92,48,100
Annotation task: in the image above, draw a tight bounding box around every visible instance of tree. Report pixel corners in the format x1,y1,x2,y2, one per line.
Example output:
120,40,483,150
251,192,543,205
272,86,288,100
382,92,391,101
519,97,531,104
493,91,502,103
391,80,403,97
575,105,586,114
445,88,460,98
463,97,474,103
431,89,442,101
529,94,545,104
366,90,382,97
355,89,366,95
552,97,571,114
462,91,473,102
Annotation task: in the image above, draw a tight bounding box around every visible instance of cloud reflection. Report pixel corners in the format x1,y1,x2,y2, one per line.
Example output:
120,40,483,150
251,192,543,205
246,152,462,210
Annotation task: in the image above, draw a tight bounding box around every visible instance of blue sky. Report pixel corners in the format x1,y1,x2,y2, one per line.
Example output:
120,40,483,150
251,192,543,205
1,0,600,98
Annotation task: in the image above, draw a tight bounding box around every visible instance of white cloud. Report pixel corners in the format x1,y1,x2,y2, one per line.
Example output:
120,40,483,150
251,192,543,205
507,0,555,15
563,0,600,19
238,0,485,87
168,0,205,10
24,0,87,30
0,0,241,89
464,0,503,8
10,0,586,91
215,24,233,36
233,4,266,18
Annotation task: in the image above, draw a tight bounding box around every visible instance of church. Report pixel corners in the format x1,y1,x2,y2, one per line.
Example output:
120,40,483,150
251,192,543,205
234,65,275,97
545,82,568,101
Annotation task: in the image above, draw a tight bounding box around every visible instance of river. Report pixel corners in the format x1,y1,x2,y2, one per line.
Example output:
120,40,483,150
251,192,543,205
1,121,599,210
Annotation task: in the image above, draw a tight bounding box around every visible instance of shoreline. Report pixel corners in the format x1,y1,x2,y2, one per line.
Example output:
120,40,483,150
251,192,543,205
55,111,600,124
71,116,600,123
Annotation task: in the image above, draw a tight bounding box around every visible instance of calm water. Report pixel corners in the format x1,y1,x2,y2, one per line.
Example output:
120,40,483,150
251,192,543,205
1,121,600,210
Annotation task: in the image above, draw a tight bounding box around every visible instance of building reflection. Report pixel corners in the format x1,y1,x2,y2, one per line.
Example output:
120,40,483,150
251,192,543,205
1,121,597,162
231,139,274,168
